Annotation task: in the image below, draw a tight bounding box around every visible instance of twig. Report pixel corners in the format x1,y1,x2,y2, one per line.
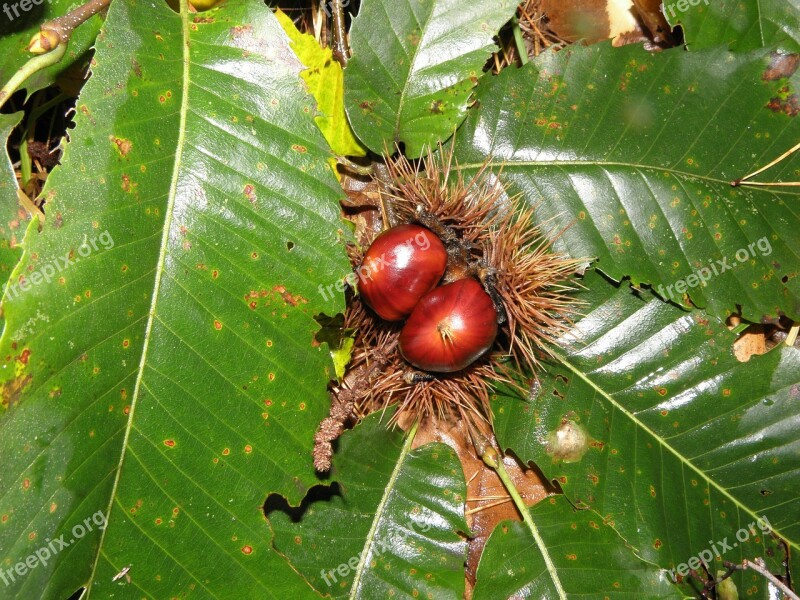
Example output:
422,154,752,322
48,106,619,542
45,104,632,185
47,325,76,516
16,188,45,223
465,468,480,486
330,0,349,65
466,494,509,502
29,0,111,52
746,558,798,599
731,181,800,187
786,323,799,347
724,558,799,600
465,498,511,515
310,0,323,42
0,0,110,111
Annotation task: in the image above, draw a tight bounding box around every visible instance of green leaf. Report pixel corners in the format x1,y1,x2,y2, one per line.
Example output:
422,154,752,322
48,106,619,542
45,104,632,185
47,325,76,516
313,313,356,381
275,9,367,158
331,336,355,380
344,0,518,157
453,44,800,322
493,271,800,598
0,1,351,597
473,495,682,599
269,412,469,599
0,0,103,99
0,112,25,299
663,0,800,51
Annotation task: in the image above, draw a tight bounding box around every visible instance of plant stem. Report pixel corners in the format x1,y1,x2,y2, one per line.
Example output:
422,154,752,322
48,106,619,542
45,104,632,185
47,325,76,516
336,155,372,176
331,0,349,65
470,425,567,599
38,0,110,47
0,45,67,112
512,15,529,66
20,138,32,187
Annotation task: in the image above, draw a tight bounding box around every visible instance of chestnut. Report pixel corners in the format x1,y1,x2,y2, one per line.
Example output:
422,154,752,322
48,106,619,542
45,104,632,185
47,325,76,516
357,224,447,321
399,278,498,373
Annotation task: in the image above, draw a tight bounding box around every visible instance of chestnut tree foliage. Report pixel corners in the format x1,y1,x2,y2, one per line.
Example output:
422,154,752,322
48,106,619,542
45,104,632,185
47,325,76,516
0,0,798,598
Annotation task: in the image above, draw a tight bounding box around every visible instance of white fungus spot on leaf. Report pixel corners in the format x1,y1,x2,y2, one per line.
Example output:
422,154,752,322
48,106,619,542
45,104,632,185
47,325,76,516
546,418,590,463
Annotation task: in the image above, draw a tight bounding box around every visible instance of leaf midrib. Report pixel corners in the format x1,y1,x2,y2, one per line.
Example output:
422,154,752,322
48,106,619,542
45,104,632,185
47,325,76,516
521,508,568,598
348,421,418,599
83,1,192,595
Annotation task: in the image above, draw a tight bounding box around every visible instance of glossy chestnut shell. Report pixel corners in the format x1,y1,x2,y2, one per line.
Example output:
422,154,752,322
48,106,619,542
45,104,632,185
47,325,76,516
399,278,498,373
357,224,447,321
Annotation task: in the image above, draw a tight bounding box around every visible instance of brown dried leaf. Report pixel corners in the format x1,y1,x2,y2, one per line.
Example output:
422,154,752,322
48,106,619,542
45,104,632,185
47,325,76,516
340,169,385,245
631,0,675,44
537,0,674,48
413,417,550,597
733,325,767,362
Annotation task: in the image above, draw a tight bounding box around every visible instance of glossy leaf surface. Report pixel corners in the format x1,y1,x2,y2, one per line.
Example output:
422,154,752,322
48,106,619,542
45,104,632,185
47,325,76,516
0,1,350,597
453,44,800,322
493,271,800,598
473,495,682,599
344,0,518,157
270,412,469,600
663,0,800,51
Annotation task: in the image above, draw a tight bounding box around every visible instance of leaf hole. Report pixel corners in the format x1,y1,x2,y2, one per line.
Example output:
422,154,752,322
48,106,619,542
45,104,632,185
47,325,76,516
264,482,341,522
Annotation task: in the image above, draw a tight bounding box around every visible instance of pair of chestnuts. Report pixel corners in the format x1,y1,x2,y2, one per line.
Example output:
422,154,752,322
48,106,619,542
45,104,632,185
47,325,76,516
357,224,498,373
